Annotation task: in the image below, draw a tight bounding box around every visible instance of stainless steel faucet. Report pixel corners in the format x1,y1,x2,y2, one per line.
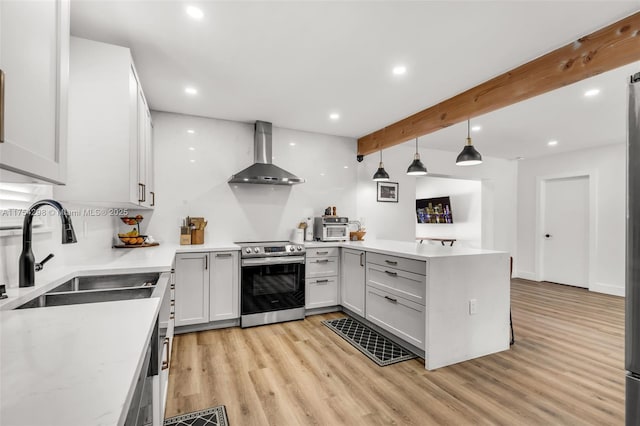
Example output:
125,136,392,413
19,199,77,287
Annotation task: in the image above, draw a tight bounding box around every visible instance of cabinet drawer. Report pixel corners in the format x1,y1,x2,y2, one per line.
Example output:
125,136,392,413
306,277,339,309
306,247,339,258
367,252,426,276
365,286,425,350
367,263,426,305
306,257,339,278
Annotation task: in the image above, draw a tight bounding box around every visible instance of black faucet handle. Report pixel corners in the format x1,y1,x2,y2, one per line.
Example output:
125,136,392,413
35,253,55,272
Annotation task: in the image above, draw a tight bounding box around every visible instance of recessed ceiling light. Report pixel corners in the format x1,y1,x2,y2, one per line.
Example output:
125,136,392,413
289,142,296,146
190,159,196,163
186,6,204,20
392,65,407,75
329,113,340,120
343,166,348,169
186,129,195,134
320,173,325,176
188,147,195,151
584,88,600,97
548,140,558,146
471,125,482,132
185,87,198,95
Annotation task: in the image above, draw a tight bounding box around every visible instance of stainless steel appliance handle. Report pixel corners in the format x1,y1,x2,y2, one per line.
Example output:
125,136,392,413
0,69,4,143
242,256,305,266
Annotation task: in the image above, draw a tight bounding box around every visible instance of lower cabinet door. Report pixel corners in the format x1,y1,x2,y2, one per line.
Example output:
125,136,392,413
175,253,210,327
365,286,426,350
306,276,338,309
209,251,239,321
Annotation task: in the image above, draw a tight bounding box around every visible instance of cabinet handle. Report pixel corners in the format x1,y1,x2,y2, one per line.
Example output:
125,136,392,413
384,295,398,303
142,184,146,202
216,253,233,258
205,255,208,270
150,191,155,206
170,313,175,320
170,300,175,307
360,252,364,267
316,259,329,263
0,69,4,143
170,284,175,290
384,270,398,277
316,251,329,255
315,279,329,284
385,260,398,265
161,337,170,370
138,183,144,202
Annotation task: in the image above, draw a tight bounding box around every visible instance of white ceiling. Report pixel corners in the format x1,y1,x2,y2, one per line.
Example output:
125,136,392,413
70,1,640,159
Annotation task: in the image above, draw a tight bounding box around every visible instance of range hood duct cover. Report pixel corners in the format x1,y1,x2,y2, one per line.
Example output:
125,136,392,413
228,121,305,185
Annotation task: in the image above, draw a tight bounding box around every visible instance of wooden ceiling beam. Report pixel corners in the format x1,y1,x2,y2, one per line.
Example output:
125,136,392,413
357,11,640,156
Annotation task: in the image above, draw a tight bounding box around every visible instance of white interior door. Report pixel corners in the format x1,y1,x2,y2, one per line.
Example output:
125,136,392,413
542,176,589,288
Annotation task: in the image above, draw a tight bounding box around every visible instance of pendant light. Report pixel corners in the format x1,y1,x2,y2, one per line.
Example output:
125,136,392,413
456,120,483,166
372,150,390,181
406,137,428,176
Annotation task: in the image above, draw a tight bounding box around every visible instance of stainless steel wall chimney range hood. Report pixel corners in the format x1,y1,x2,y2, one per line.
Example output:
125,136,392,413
228,121,305,185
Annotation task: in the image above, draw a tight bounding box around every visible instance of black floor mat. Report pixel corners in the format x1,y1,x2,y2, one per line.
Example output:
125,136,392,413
322,316,417,366
164,406,229,426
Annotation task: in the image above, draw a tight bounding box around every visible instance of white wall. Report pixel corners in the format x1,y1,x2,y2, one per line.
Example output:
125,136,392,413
147,112,358,243
516,143,625,296
0,200,117,288
415,176,482,248
356,142,517,254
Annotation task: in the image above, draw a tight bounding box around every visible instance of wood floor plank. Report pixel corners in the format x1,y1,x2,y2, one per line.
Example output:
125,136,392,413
165,279,625,425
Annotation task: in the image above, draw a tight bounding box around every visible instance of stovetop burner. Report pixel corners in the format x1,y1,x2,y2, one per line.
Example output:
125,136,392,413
235,240,306,258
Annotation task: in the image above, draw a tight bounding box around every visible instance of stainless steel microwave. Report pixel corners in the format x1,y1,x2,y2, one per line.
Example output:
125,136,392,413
313,216,349,241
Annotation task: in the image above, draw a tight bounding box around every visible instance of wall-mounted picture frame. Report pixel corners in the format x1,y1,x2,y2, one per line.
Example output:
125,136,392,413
377,181,399,203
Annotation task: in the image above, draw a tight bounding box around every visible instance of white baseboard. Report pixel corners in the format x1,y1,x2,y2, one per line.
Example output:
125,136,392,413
514,271,537,281
590,282,625,297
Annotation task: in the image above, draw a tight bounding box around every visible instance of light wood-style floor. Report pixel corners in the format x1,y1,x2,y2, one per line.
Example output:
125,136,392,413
165,279,625,425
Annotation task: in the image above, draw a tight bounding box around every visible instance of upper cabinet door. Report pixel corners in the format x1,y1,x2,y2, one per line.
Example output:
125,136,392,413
0,0,69,184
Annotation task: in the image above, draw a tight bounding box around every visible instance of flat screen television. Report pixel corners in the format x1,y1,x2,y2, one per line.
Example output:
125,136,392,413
416,196,453,224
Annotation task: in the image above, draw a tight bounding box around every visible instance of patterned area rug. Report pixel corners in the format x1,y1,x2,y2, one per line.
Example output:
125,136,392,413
164,406,229,426
322,316,417,366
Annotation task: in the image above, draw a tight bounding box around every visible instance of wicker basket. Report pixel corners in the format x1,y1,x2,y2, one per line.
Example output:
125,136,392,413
349,231,366,241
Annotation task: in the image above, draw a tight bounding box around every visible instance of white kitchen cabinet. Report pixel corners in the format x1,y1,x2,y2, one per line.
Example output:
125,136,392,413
0,0,69,184
365,285,426,350
209,251,239,321
54,36,154,207
340,248,366,317
306,276,339,309
175,253,210,327
305,246,339,310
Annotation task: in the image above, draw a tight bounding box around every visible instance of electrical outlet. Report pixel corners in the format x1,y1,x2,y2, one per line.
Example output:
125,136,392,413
469,299,478,315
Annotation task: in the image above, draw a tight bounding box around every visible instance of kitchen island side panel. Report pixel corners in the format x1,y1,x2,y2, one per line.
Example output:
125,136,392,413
426,252,510,370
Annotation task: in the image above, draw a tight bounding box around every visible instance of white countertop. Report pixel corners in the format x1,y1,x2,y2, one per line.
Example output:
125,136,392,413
0,298,161,426
305,239,505,261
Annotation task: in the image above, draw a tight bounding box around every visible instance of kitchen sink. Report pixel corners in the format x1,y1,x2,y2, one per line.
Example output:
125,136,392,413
16,273,160,309
47,273,159,293
17,287,155,309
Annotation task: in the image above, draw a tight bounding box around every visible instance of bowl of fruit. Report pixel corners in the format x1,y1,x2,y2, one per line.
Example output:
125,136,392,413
118,229,147,246
121,215,143,226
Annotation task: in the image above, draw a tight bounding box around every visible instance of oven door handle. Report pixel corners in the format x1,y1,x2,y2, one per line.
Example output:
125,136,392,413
242,256,305,266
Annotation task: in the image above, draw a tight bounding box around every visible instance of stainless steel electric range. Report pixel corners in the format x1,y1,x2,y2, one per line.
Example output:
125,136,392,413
236,241,306,328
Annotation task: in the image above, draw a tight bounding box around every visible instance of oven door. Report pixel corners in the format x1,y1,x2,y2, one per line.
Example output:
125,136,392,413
241,256,305,315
